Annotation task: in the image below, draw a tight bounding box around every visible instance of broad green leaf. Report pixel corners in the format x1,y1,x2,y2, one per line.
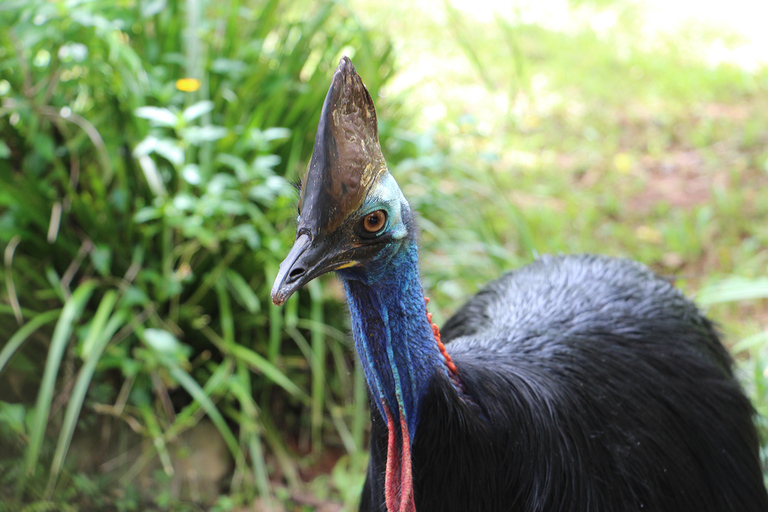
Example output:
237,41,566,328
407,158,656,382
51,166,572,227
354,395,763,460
137,155,167,196
181,164,202,185
216,153,249,182
153,138,185,167
135,106,178,127
210,58,247,75
133,206,161,224
140,0,167,18
262,127,291,142
182,125,228,145
142,328,187,359
253,154,281,173
182,100,214,122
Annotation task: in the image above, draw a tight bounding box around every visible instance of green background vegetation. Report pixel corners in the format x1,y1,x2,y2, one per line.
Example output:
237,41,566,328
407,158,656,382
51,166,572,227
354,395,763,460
1,0,766,510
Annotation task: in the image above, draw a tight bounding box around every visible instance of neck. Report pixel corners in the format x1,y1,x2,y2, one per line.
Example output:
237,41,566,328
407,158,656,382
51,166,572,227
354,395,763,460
340,241,446,438
341,240,445,512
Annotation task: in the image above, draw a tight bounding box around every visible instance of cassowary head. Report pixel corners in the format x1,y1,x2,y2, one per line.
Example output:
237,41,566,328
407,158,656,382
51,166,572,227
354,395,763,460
272,58,454,512
272,57,412,305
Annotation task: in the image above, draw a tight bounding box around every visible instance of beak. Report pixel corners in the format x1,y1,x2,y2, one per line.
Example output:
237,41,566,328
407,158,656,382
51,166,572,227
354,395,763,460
270,233,355,305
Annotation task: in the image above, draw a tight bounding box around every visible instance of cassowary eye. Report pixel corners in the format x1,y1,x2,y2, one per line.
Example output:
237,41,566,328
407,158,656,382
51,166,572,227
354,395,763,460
363,210,387,234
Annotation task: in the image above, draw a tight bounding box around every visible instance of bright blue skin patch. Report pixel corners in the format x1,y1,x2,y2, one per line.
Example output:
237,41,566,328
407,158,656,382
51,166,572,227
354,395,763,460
338,171,447,442
360,171,409,241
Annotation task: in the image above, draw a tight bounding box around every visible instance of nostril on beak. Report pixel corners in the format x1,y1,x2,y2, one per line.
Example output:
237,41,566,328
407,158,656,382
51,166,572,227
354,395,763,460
287,266,306,283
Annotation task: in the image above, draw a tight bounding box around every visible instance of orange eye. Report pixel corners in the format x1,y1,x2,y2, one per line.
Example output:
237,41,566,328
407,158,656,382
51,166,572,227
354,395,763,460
363,210,387,233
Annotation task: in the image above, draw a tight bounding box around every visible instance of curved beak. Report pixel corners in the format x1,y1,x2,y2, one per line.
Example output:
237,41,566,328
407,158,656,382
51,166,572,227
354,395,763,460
270,233,356,305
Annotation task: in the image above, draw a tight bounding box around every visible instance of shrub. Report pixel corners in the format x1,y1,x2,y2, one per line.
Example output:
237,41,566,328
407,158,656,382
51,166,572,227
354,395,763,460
0,0,404,507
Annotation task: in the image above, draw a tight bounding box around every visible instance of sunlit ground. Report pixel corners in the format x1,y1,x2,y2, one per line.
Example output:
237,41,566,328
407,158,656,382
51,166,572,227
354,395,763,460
353,0,768,119
346,0,768,340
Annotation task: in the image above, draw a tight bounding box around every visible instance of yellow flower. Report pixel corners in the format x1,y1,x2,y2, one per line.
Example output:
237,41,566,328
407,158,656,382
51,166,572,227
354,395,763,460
176,78,201,92
613,152,633,173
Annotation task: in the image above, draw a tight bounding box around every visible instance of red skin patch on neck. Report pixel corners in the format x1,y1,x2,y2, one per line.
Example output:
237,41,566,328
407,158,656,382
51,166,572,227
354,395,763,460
425,297,462,385
381,297,466,511
384,403,416,512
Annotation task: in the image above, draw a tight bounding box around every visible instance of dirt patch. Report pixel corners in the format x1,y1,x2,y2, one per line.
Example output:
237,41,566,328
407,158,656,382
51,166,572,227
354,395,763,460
628,149,720,213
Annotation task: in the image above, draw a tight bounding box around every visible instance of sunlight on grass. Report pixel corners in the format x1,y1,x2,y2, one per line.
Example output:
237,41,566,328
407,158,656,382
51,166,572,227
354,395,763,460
350,0,768,316
2,0,767,508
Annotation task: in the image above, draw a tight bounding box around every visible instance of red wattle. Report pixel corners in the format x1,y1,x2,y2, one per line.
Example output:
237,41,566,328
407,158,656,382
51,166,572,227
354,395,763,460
383,403,416,512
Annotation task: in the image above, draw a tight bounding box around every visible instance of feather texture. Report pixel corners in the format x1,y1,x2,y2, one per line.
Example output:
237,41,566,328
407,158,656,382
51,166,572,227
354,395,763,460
360,255,768,511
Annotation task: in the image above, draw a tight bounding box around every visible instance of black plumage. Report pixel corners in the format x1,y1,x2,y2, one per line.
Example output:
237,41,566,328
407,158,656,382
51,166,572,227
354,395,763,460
271,58,768,512
361,254,768,511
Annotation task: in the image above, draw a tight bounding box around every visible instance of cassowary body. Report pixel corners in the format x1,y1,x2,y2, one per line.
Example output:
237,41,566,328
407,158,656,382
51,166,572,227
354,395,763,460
271,58,768,512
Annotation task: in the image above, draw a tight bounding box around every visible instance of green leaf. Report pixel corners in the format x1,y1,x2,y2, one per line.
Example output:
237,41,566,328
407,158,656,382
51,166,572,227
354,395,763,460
262,127,291,142
0,310,61,375
141,0,167,18
182,100,214,122
253,154,281,173
135,106,178,127
90,245,112,277
48,293,125,494
142,328,187,359
25,281,97,476
229,344,307,402
0,401,27,437
697,277,768,306
166,362,240,459
210,58,247,76
181,164,202,185
133,206,162,224
216,153,250,182
0,140,10,159
732,330,768,354
182,125,228,145
152,138,185,167
137,155,167,196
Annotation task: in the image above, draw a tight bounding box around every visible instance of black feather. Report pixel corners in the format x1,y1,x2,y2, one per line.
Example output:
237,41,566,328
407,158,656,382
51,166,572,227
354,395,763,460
361,254,768,511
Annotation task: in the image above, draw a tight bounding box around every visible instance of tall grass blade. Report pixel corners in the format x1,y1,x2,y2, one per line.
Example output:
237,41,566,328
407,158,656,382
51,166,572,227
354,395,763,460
733,331,768,355
168,357,234,439
308,280,325,452
166,362,240,459
0,310,61,375
697,277,768,305
46,292,124,495
24,281,96,476
231,363,272,504
228,343,308,403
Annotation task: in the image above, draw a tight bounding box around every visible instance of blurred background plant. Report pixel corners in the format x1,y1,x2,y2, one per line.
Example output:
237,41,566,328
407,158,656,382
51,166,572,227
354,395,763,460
1,0,767,509
0,0,403,509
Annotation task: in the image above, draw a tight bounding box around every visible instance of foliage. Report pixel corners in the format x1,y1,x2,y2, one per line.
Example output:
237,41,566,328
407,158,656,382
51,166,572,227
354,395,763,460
2,0,768,509
0,0,403,509
697,278,768,478
354,0,768,479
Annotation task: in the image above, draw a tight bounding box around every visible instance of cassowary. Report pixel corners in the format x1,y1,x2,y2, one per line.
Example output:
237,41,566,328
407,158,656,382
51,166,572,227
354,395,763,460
270,57,768,512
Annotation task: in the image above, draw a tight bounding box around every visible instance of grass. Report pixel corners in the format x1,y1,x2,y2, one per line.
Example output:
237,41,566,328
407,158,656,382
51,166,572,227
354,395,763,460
0,0,399,509
353,0,768,489
351,0,768,323
1,0,767,509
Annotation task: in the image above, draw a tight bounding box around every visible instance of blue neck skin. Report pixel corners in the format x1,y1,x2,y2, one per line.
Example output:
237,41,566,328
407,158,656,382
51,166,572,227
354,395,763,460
339,240,446,440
